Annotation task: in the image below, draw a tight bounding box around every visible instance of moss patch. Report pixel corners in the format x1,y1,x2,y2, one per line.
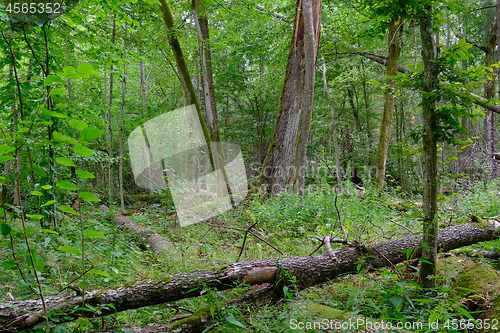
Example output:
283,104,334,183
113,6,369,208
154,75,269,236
304,303,350,321
438,256,500,328
170,305,211,331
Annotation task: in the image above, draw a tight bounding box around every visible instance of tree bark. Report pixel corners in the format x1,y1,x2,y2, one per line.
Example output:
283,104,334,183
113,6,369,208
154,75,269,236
293,0,317,192
2,221,499,332
418,7,440,288
259,0,322,194
119,69,126,212
321,56,342,190
484,19,498,180
493,0,500,179
140,60,147,109
192,0,220,143
374,18,403,189
107,15,116,205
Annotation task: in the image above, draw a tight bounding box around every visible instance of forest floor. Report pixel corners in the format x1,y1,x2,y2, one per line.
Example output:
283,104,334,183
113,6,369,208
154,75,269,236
1,180,499,332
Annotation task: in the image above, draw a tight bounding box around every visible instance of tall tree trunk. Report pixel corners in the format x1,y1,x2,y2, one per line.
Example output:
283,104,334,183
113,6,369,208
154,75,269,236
485,19,497,180
321,56,342,190
418,7,440,288
259,0,322,194
293,0,317,192
374,18,403,189
7,64,21,206
119,38,127,212
158,0,211,145
492,0,500,179
192,0,220,142
108,16,116,205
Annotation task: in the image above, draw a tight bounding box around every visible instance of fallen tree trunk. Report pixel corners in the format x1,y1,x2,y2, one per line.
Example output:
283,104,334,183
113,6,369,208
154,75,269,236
100,205,176,256
1,221,499,332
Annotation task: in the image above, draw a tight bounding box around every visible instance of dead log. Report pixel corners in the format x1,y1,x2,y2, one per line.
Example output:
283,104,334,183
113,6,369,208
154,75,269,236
1,221,499,332
472,250,500,259
99,205,176,257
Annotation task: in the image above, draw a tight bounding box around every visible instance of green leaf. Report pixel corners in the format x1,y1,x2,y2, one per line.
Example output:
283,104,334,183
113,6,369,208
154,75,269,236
26,214,43,220
412,298,434,303
41,229,58,235
74,145,94,157
77,63,101,77
41,185,52,190
53,131,71,142
0,144,15,155
76,169,95,179
225,314,246,329
41,200,56,207
390,296,403,312
80,127,104,140
57,181,77,191
44,75,64,86
456,306,475,320
68,119,88,130
1,223,12,236
79,191,100,202
50,88,68,96
56,157,75,167
49,111,67,118
88,268,110,277
0,156,14,163
84,229,106,239
59,205,79,216
58,246,81,256
30,191,43,196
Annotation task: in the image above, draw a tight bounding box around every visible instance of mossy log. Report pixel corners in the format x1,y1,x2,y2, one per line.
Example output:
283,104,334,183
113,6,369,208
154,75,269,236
1,221,499,332
100,205,176,257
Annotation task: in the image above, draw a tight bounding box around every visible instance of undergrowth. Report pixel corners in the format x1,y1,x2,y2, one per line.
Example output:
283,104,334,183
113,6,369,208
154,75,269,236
0,180,498,332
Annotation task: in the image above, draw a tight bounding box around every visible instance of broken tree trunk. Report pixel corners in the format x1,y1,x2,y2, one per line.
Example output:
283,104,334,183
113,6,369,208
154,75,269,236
1,221,498,332
100,206,175,257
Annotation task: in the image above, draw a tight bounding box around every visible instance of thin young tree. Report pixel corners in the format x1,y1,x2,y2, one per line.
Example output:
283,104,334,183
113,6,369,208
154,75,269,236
418,4,440,288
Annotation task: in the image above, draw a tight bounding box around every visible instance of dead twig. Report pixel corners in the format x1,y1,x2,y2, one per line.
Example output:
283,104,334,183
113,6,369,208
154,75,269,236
237,222,258,261
386,217,414,233
323,236,340,263
205,223,285,255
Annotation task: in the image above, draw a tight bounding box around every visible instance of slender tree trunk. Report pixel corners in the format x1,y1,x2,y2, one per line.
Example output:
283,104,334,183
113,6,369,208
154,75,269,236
192,0,220,142
108,16,116,205
485,19,497,180
158,0,211,145
119,40,127,212
293,0,317,192
140,60,147,109
321,56,342,190
374,18,403,189
259,0,322,194
7,64,21,206
418,7,440,288
492,0,500,179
